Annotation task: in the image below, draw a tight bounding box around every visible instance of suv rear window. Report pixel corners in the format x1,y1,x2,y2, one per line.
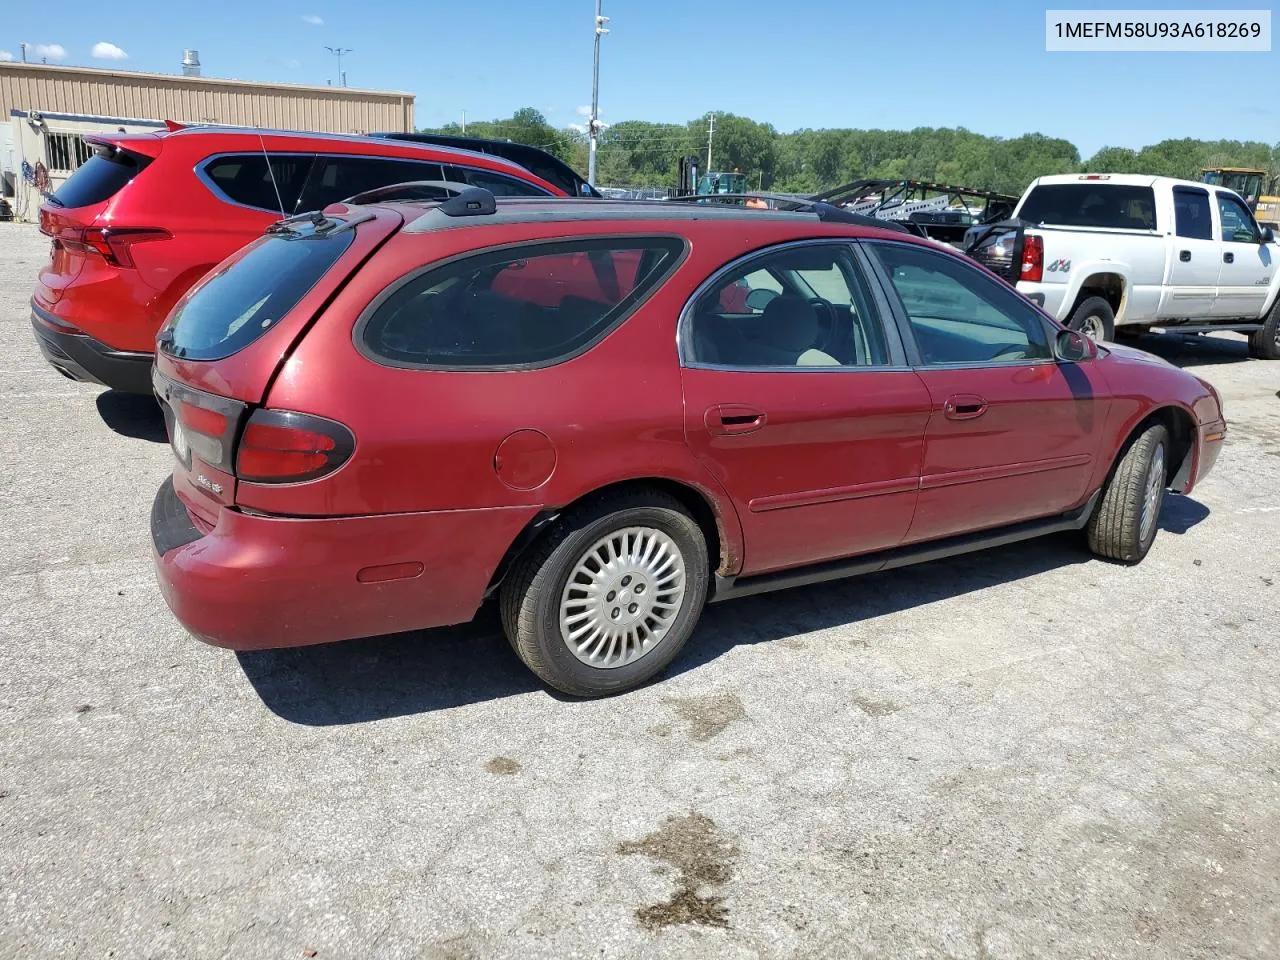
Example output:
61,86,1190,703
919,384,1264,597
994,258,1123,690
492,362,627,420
1018,183,1157,230
51,148,151,208
359,238,683,368
160,224,355,361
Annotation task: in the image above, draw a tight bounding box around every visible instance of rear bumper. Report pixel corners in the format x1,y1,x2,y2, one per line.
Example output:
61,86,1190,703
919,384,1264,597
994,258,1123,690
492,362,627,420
151,476,537,651
30,305,153,394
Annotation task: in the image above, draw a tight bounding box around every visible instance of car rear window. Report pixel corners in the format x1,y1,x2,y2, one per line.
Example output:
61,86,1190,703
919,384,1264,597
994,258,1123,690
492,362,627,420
160,225,355,361
359,238,684,369
1018,184,1157,230
51,148,151,209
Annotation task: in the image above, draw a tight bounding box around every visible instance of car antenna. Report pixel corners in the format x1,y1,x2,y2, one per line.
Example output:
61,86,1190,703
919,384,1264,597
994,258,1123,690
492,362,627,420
257,128,287,219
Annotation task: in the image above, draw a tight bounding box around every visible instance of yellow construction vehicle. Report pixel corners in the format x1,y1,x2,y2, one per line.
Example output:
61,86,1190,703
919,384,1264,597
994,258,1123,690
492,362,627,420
1201,166,1280,230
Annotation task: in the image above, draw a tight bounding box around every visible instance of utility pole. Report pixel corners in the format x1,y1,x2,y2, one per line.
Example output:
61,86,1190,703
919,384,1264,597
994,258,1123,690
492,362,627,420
325,46,352,87
461,110,467,134
706,113,716,171
587,0,609,187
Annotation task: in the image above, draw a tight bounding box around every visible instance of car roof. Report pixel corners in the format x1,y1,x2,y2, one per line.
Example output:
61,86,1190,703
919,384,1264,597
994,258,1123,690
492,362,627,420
394,197,926,243
1029,173,1212,190
161,125,542,178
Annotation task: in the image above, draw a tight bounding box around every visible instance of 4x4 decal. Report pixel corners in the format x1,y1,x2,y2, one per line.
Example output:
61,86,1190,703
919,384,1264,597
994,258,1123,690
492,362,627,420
1047,258,1072,273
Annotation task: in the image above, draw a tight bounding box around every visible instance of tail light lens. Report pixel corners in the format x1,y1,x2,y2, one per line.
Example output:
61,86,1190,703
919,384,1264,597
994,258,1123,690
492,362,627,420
236,410,355,484
154,369,245,474
45,226,170,267
1020,235,1044,283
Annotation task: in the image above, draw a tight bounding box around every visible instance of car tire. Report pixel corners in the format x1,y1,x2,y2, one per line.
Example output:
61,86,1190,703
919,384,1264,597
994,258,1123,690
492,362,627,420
1066,296,1116,342
500,491,709,697
1086,422,1170,564
1247,299,1280,360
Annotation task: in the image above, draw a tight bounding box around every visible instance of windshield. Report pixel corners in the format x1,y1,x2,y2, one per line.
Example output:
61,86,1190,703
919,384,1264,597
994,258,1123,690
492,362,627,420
160,225,354,361
697,173,748,195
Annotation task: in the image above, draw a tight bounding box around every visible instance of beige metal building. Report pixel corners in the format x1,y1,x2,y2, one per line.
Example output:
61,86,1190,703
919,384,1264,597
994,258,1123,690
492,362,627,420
1,59,415,221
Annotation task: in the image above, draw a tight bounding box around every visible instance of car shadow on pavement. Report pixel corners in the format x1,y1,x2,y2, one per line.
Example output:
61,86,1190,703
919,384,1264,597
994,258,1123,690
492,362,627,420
236,605,546,725
1124,332,1251,368
95,390,167,442
244,521,1223,724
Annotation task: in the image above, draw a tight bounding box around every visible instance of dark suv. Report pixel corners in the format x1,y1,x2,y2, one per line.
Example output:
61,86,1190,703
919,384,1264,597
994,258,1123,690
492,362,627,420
31,126,563,394
373,132,598,198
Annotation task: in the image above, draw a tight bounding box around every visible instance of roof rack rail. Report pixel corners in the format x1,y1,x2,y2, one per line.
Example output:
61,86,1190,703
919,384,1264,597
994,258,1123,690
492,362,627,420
663,192,914,233
437,187,498,218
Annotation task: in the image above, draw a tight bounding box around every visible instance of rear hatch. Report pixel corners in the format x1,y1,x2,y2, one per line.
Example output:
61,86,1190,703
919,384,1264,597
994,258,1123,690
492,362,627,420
36,134,165,304
153,207,402,523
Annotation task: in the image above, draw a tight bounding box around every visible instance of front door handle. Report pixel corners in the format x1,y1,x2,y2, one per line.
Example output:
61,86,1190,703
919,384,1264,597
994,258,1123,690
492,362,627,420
1224,251,1235,264
943,394,988,421
705,403,766,436
1179,250,1191,262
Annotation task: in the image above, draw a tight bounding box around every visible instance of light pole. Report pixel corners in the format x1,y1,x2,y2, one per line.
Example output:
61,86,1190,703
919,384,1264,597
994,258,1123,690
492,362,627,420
325,46,352,87
587,0,609,187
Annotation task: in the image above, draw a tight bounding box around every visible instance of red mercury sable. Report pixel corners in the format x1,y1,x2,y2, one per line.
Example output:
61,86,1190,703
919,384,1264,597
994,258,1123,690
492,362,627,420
150,191,1226,697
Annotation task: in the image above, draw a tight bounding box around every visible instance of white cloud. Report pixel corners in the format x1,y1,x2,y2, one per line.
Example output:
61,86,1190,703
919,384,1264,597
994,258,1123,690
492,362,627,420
302,14,324,25
31,43,68,61
286,58,302,69
92,42,128,60
576,105,592,117
0,50,13,62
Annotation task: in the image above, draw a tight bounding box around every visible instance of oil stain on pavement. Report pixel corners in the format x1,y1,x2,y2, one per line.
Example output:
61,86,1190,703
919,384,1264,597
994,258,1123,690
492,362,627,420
618,813,738,929
662,691,747,741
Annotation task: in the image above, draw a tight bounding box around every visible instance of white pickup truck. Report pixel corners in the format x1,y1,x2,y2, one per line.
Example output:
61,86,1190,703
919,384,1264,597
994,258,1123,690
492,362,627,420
967,173,1280,359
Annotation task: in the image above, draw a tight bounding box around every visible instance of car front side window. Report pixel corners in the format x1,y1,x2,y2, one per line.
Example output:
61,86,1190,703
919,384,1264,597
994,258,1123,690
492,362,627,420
1217,193,1261,243
686,243,891,368
869,241,1051,365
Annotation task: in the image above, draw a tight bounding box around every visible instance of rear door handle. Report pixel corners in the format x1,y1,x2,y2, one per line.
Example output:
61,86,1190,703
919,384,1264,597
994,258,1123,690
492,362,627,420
943,394,988,421
1179,250,1191,262
1224,251,1235,264
705,403,766,436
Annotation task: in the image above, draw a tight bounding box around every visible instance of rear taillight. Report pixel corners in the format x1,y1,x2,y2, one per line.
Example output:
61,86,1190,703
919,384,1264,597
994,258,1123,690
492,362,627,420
154,369,245,474
235,410,354,484
43,224,170,267
1020,235,1044,283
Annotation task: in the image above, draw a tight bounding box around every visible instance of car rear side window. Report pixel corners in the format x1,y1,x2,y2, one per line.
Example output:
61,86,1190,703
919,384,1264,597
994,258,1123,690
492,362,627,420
1018,184,1157,231
202,154,314,214
51,149,151,208
359,238,684,369
442,165,552,197
161,227,355,361
298,156,446,210
1173,186,1213,240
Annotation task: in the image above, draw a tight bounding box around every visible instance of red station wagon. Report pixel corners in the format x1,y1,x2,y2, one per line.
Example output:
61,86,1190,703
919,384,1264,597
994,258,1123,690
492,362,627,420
30,126,563,394
150,191,1226,697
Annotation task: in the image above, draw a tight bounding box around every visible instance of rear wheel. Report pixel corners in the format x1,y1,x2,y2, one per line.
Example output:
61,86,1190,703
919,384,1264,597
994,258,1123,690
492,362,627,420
1248,300,1280,359
1066,296,1116,342
500,492,709,697
1086,422,1169,564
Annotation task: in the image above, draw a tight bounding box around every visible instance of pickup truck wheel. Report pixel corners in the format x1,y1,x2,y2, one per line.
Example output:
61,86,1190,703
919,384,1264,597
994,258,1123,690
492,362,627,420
1247,301,1280,359
1086,422,1169,564
500,492,709,697
1066,297,1115,341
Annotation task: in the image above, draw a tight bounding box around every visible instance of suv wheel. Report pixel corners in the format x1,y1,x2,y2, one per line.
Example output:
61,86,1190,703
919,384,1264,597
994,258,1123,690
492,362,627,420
1086,422,1169,564
1248,300,1280,360
1067,296,1116,342
500,492,709,697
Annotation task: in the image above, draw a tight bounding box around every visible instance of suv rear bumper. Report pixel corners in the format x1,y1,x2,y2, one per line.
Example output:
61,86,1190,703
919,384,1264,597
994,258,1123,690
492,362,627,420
31,304,153,394
151,476,537,651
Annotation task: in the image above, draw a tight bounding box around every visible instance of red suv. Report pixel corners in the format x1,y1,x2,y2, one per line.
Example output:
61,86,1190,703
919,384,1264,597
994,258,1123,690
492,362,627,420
30,127,563,394
150,191,1225,697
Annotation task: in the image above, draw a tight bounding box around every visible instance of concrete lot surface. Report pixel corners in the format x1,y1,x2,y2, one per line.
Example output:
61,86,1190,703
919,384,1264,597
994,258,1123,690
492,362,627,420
1,222,1277,959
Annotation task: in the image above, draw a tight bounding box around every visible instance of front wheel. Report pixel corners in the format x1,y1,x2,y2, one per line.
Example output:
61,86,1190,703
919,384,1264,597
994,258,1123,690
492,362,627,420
1248,300,1280,360
1066,296,1116,342
1086,422,1169,564
500,492,709,697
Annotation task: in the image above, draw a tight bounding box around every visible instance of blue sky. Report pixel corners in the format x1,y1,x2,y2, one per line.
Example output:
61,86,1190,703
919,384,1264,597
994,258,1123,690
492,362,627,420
2,0,1276,157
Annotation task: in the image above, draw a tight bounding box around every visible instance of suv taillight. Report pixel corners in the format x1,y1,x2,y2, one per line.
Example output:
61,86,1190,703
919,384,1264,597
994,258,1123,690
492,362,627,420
52,227,170,267
236,410,355,484
1020,235,1044,283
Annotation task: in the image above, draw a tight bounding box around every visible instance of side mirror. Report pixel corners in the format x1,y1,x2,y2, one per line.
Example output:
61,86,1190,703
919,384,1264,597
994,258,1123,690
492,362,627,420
744,287,778,312
1055,328,1097,363
1261,226,1275,244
